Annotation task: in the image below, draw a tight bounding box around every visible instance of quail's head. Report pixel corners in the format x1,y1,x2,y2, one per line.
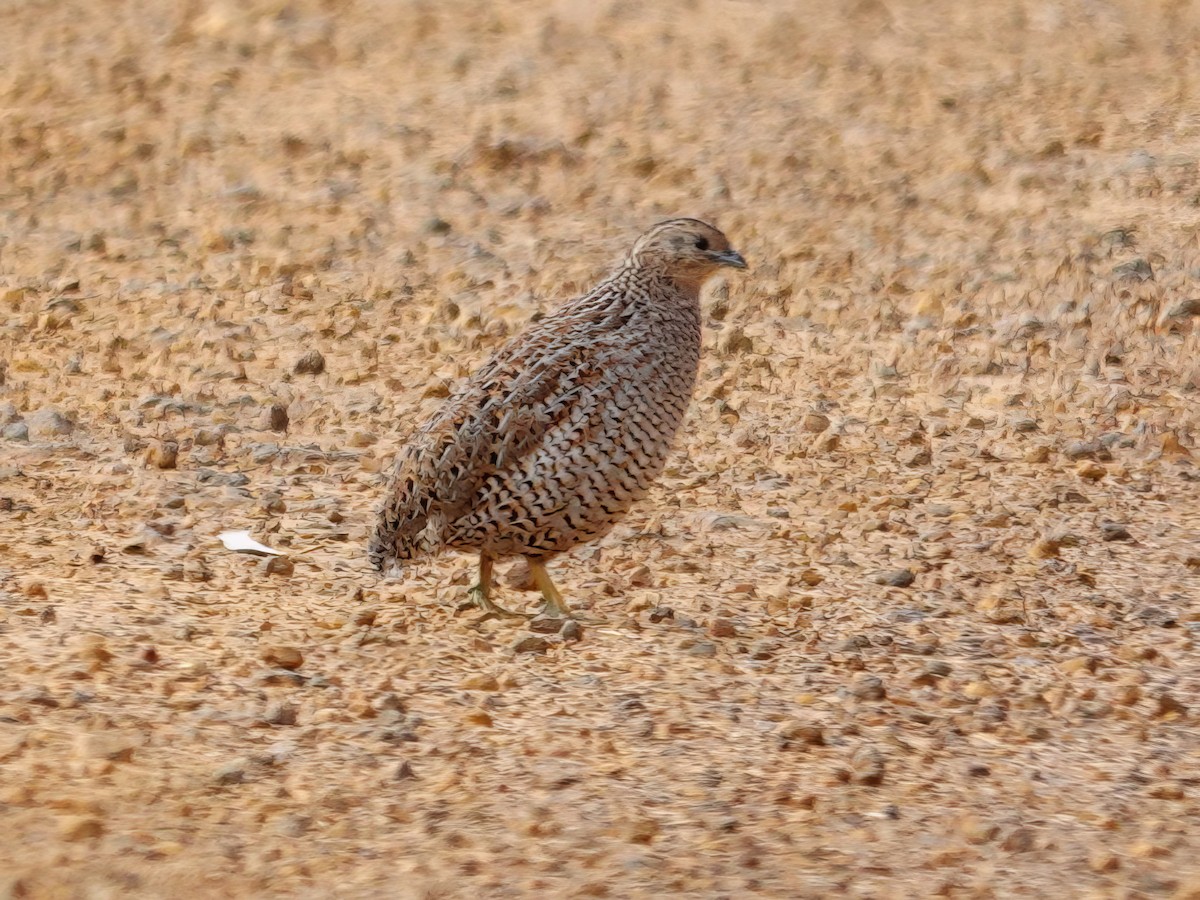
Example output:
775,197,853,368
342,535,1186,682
630,218,747,288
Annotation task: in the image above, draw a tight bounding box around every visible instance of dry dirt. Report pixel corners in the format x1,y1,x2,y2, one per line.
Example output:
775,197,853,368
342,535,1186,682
2,0,1200,897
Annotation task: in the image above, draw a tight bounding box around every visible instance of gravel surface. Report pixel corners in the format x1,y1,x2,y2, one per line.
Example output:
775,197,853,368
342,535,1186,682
1,0,1199,897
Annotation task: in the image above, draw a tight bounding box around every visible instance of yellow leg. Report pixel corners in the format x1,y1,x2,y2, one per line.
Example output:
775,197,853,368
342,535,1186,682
466,553,527,620
529,559,573,619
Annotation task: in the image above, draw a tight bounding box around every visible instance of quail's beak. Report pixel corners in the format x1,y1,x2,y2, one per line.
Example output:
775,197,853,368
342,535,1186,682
710,249,748,270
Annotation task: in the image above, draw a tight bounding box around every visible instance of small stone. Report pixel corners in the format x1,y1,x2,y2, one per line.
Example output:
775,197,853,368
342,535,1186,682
194,428,225,447
262,556,295,577
58,816,104,842
686,641,717,658
20,686,58,708
259,672,304,691
1166,298,1200,318
27,407,75,437
648,605,675,623
74,732,139,762
76,634,112,666
529,615,566,634
264,403,289,432
872,568,915,588
799,569,824,586
261,645,304,670
1112,258,1153,282
511,635,550,654
349,431,377,448
1088,849,1120,873
1153,690,1187,718
1134,606,1177,627
1148,782,1185,800
1063,440,1101,460
460,674,499,691
2,422,28,442
294,350,326,375
709,617,737,638
263,701,298,726
966,762,991,777
963,681,995,699
1060,655,1097,675
849,746,886,785
1100,522,1132,542
622,816,660,844
145,440,178,469
802,412,830,433
213,759,248,785
774,719,825,748
750,639,779,660
394,761,416,780
353,607,377,627
1001,826,1037,853
1024,445,1051,463
1185,555,1200,571
960,816,1000,844
850,674,887,701
1076,460,1106,481
1030,536,1063,559
560,620,583,642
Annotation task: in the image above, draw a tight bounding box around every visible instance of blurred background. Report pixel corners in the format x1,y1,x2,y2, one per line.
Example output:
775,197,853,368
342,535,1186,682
1,0,1199,896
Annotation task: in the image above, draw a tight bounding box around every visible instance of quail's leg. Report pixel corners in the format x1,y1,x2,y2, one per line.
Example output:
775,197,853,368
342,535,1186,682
464,553,527,621
529,559,571,618
528,558,606,622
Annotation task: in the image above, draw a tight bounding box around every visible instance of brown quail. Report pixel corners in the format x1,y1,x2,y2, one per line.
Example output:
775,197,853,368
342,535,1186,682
368,219,747,619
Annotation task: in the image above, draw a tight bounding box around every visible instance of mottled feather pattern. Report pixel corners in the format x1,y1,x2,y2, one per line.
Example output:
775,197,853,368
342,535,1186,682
368,219,745,591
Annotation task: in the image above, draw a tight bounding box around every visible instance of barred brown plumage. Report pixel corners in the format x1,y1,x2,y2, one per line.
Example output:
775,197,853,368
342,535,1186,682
368,219,748,620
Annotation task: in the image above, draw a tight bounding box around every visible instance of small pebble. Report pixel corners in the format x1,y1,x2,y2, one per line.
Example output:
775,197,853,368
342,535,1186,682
145,440,178,469
264,403,289,432
561,620,583,642
57,816,104,842
529,615,566,634
213,759,248,785
263,701,298,726
27,407,75,437
872,569,915,588
850,674,887,701
709,617,737,638
2,422,29,442
849,746,886,785
511,635,550,654
294,350,326,375
1100,522,1132,542
261,645,304,670
802,412,830,433
262,556,295,577
774,719,825,748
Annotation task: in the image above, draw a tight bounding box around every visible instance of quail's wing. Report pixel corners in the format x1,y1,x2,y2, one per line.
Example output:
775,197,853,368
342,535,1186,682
412,321,630,529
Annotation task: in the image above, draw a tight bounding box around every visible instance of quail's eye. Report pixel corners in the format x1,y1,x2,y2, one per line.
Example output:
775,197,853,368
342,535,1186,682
694,237,709,251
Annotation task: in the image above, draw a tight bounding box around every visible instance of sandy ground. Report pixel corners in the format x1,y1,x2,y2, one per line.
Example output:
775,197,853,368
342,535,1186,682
2,0,1200,896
